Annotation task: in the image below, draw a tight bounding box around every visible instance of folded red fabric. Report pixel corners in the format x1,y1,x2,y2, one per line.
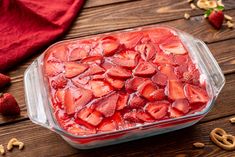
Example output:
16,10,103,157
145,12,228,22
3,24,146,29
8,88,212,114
0,0,84,72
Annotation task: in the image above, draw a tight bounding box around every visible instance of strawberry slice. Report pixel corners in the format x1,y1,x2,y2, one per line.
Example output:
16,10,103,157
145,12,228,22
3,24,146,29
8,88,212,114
174,65,188,79
174,55,188,65
98,119,118,132
89,80,113,97
116,93,129,110
159,65,177,80
72,76,90,86
51,75,68,89
69,47,89,61
134,62,156,77
101,61,113,70
137,80,158,101
112,112,125,128
111,50,139,68
51,45,68,61
107,66,132,79
172,99,190,114
153,53,174,65
119,32,143,49
44,62,63,76
81,56,103,65
147,27,173,44
68,124,96,135
101,36,120,56
64,89,77,115
150,89,166,101
64,62,88,78
152,72,168,86
0,93,20,116
145,101,169,120
166,80,186,100
125,77,148,92
129,95,145,108
168,106,183,118
136,111,154,122
82,64,105,77
95,93,119,117
77,107,103,126
184,84,209,103
55,90,65,106
75,87,93,110
123,110,140,123
106,77,125,89
160,36,187,55
135,43,155,61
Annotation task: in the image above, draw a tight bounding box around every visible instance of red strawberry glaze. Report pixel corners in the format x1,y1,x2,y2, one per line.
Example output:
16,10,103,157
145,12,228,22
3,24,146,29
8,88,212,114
44,27,209,136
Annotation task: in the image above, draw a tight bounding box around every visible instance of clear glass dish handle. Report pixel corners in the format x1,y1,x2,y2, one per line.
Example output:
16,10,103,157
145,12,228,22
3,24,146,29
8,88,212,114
24,59,51,129
194,39,226,95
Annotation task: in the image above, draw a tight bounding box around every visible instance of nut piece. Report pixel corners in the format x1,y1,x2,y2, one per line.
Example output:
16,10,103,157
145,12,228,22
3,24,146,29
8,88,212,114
230,117,235,123
210,128,235,150
184,13,191,19
193,142,205,148
217,0,224,7
190,3,197,10
7,138,18,151
0,145,5,155
197,0,217,10
227,21,234,29
224,14,233,21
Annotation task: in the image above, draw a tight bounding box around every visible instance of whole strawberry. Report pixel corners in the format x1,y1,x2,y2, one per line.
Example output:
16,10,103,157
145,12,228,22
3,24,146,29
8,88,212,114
0,73,11,88
0,93,20,116
208,10,224,29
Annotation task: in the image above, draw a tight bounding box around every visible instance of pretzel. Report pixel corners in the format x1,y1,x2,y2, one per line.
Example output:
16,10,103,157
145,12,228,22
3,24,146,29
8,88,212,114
210,128,235,150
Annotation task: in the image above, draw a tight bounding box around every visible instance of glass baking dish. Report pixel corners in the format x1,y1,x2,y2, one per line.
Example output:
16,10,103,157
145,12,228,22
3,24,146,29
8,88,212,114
24,25,225,149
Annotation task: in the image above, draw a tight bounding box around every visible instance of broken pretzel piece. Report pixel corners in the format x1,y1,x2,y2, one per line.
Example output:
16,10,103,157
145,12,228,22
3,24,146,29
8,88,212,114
193,142,205,148
229,117,235,123
210,128,235,151
0,145,5,155
7,138,24,151
184,13,191,19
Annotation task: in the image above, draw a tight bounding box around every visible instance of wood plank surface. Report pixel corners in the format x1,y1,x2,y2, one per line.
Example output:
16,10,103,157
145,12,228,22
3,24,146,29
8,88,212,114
0,114,235,157
84,0,136,8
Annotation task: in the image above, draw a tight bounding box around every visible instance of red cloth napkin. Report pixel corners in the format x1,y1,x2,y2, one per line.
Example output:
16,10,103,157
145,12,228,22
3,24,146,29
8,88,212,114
0,0,84,72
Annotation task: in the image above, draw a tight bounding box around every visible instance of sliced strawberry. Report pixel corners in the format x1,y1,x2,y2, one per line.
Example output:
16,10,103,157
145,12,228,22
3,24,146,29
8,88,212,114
147,27,174,44
111,50,139,69
152,72,168,86
55,90,65,105
129,95,145,108
51,45,68,61
77,107,103,126
82,64,105,77
68,124,96,135
75,87,93,110
137,80,158,101
89,80,113,97
101,61,113,70
116,93,129,110
172,99,190,114
81,56,103,64
72,76,90,86
174,65,188,79
51,75,68,89
64,62,88,78
106,77,125,89
168,106,183,118
107,66,132,79
92,74,105,80
153,53,174,65
98,119,117,132
123,110,140,123
134,62,156,77
119,32,143,49
145,101,169,120
136,111,154,122
69,47,89,61
112,112,125,128
135,43,155,61
95,93,119,117
159,65,177,80
125,77,148,92
64,89,77,115
0,93,20,116
184,84,209,103
150,89,166,101
166,80,186,100
101,36,120,56
174,55,188,65
160,36,187,55
44,62,63,76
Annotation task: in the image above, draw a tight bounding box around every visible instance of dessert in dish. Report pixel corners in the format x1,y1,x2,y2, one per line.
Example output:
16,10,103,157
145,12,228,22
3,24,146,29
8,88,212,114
43,27,209,136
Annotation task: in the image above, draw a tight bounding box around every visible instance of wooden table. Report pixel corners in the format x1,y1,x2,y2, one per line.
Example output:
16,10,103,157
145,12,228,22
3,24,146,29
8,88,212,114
2,0,235,156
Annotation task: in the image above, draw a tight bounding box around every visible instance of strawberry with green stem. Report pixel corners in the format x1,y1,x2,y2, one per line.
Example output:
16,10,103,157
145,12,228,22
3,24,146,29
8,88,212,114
204,6,224,29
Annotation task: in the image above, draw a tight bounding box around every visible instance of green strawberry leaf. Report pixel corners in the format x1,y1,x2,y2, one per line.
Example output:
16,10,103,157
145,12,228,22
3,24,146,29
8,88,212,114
216,5,224,11
204,9,213,17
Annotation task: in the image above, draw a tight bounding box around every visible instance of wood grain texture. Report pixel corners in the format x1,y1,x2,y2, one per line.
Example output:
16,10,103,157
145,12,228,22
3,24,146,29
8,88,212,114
65,0,235,40
0,115,235,157
84,0,136,8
